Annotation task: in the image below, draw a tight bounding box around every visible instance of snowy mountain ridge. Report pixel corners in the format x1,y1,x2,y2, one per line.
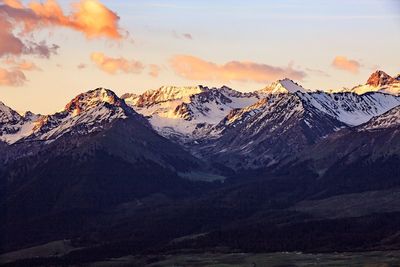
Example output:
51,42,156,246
360,105,400,131
0,88,137,144
122,73,400,142
122,85,260,141
0,71,399,146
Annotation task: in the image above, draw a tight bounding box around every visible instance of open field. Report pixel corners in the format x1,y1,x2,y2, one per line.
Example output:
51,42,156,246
87,251,400,267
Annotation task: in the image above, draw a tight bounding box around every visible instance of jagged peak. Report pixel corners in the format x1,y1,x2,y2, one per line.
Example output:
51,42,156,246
127,85,207,107
124,85,253,108
366,70,395,87
0,100,14,110
216,85,248,97
152,85,206,97
260,78,308,94
0,101,22,123
120,92,138,99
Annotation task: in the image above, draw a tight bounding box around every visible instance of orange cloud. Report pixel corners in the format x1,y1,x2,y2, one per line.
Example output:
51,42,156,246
2,0,23,9
332,56,360,74
27,0,122,39
18,61,40,71
0,67,26,86
69,0,122,39
4,0,123,39
90,52,144,74
170,55,306,83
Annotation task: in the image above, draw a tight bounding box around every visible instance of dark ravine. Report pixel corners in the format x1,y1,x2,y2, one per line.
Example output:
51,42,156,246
0,71,400,266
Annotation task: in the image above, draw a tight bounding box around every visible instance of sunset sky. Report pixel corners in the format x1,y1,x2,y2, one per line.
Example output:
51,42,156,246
0,0,399,114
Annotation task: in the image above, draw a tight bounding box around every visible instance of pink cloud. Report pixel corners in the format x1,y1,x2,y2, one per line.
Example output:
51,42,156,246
0,0,123,59
0,67,26,86
332,56,360,74
170,55,306,83
3,58,41,71
0,58,41,86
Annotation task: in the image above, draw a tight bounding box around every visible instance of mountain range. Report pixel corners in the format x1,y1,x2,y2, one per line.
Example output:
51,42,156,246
1,70,400,266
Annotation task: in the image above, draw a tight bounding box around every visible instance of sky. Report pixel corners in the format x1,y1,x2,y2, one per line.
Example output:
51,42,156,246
0,0,399,114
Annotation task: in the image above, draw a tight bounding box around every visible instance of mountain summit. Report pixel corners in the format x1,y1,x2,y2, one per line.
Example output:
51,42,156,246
65,88,129,115
260,78,308,94
366,70,397,87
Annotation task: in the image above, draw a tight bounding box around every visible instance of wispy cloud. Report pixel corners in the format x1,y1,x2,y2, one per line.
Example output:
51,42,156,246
305,68,330,78
182,33,193,40
170,55,306,83
77,63,86,69
0,58,41,86
3,58,41,71
332,56,361,74
172,31,193,40
148,64,161,77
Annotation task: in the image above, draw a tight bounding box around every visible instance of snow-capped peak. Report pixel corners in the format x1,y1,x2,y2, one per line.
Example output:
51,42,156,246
122,85,260,141
64,88,125,116
260,78,308,94
0,88,136,144
156,85,206,100
124,85,207,107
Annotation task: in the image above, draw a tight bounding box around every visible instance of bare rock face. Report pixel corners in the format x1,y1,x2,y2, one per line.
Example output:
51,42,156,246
367,70,395,87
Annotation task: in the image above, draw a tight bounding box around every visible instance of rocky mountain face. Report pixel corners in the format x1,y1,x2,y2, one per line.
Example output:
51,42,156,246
360,105,400,130
194,93,346,169
367,70,397,87
286,106,400,198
